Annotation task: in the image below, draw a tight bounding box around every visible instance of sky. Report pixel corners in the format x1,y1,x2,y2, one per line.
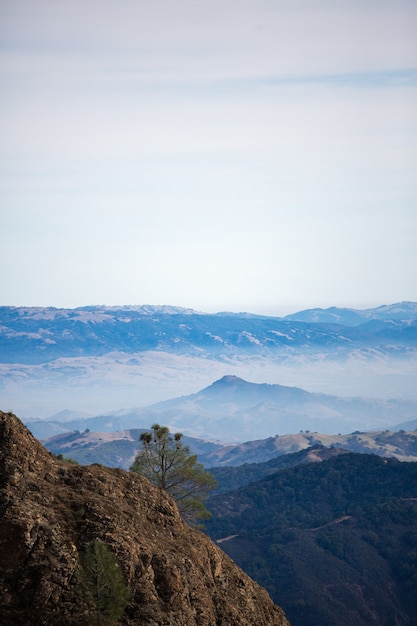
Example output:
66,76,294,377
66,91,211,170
1,0,416,315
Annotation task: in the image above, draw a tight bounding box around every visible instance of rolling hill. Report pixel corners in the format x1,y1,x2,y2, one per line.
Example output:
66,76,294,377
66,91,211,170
38,423,417,470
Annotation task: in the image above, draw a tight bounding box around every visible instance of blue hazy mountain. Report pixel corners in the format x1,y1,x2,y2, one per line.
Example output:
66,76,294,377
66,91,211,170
2,303,416,426
23,375,417,443
1,303,416,364
283,301,417,325
117,375,417,439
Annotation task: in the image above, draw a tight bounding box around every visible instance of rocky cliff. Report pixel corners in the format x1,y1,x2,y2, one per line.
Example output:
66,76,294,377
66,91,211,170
0,411,289,625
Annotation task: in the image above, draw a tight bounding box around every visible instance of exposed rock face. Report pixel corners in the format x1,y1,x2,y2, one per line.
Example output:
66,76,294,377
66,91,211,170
0,411,289,625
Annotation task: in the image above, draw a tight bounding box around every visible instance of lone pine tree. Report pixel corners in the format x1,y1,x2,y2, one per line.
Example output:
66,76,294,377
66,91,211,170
130,423,217,525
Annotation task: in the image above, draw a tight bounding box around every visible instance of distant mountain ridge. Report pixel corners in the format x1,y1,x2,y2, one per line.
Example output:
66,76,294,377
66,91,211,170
283,301,417,324
1,302,416,364
2,302,417,422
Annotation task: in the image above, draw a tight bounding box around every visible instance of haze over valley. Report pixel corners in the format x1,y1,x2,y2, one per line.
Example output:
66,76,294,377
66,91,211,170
1,302,416,440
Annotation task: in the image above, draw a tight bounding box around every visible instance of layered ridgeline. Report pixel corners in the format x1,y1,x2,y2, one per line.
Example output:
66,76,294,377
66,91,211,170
2,303,417,424
39,423,417,470
25,375,417,471
2,302,417,363
0,411,289,626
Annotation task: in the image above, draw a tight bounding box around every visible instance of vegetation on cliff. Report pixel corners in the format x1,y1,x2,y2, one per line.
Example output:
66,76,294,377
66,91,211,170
130,423,217,525
0,411,289,626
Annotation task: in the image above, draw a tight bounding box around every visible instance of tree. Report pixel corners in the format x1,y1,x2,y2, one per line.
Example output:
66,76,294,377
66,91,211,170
78,539,130,626
130,423,217,525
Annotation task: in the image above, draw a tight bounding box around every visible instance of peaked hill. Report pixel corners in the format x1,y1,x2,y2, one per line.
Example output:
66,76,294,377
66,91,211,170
24,375,417,442
0,411,289,626
158,375,417,437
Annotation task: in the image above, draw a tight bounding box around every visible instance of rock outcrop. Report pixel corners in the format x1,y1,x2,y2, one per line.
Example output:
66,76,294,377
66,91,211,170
0,411,289,625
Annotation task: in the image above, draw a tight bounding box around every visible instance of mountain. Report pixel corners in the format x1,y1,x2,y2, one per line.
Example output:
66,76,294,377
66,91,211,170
0,411,289,626
393,417,417,431
2,303,417,423
1,303,416,365
150,375,417,438
35,414,417,468
20,375,417,442
38,424,417,471
204,453,417,626
283,301,417,325
23,374,417,469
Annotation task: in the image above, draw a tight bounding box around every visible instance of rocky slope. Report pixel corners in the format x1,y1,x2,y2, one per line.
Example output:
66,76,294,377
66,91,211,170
0,411,289,626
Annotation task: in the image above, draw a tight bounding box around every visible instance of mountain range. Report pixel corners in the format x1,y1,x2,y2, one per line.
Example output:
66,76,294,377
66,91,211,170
1,302,417,423
1,302,417,363
2,303,417,625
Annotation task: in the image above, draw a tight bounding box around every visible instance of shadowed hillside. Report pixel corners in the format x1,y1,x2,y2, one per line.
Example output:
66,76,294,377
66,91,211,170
205,453,417,626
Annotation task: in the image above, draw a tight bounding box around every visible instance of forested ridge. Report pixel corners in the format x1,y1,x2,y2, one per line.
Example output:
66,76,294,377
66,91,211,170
205,453,417,626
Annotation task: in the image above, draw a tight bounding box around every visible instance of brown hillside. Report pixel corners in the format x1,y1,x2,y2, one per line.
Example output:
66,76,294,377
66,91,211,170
0,411,289,626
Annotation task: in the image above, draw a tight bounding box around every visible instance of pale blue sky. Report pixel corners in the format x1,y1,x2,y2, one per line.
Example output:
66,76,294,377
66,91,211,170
1,0,416,314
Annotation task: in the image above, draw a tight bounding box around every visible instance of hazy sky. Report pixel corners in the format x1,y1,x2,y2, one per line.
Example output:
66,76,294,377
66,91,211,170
1,0,416,314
